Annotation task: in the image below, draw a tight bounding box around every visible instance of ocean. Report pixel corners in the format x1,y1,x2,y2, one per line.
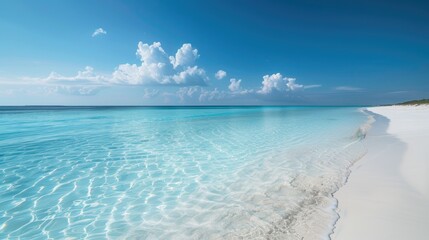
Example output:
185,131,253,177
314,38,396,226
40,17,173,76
0,106,370,239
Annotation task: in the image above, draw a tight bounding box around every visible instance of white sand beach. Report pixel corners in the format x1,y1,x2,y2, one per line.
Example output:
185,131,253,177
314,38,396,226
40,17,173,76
332,106,429,240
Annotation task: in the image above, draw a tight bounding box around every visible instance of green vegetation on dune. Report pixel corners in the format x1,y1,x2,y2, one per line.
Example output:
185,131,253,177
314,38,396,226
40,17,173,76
396,99,429,105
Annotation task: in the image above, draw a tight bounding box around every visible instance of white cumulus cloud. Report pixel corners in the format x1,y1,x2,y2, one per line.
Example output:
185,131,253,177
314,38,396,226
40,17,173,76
258,73,320,94
228,78,241,92
215,70,227,80
258,73,284,94
112,42,207,86
92,28,107,37
286,78,303,91
172,66,208,85
169,43,199,69
112,42,172,85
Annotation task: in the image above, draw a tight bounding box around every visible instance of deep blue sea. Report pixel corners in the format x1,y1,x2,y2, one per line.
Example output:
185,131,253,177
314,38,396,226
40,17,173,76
0,106,369,239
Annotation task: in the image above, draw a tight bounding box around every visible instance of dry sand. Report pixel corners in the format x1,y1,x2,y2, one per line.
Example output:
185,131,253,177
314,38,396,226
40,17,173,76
332,106,429,240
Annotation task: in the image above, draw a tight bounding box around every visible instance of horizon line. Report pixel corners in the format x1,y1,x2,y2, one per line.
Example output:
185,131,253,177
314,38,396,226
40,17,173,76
0,104,374,108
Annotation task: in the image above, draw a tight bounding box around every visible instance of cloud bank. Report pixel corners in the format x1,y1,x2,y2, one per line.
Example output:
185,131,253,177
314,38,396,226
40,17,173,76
15,41,320,101
32,42,209,92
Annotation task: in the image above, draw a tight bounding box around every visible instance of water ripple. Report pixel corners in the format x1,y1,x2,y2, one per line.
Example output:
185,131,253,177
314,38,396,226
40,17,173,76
0,107,368,239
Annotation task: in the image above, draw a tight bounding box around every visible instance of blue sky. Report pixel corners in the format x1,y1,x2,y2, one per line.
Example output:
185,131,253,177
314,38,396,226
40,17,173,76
1,0,428,105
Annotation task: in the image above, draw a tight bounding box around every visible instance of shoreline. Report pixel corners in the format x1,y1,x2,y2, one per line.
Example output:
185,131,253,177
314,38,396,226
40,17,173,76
331,106,429,239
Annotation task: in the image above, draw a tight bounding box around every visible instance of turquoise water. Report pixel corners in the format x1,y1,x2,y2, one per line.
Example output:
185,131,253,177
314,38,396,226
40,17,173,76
0,106,369,239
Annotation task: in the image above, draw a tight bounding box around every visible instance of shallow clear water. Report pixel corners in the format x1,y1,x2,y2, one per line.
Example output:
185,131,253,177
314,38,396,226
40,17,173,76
0,106,368,239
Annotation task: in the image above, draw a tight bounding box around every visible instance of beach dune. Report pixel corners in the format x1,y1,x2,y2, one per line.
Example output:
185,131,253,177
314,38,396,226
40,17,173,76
332,106,429,240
